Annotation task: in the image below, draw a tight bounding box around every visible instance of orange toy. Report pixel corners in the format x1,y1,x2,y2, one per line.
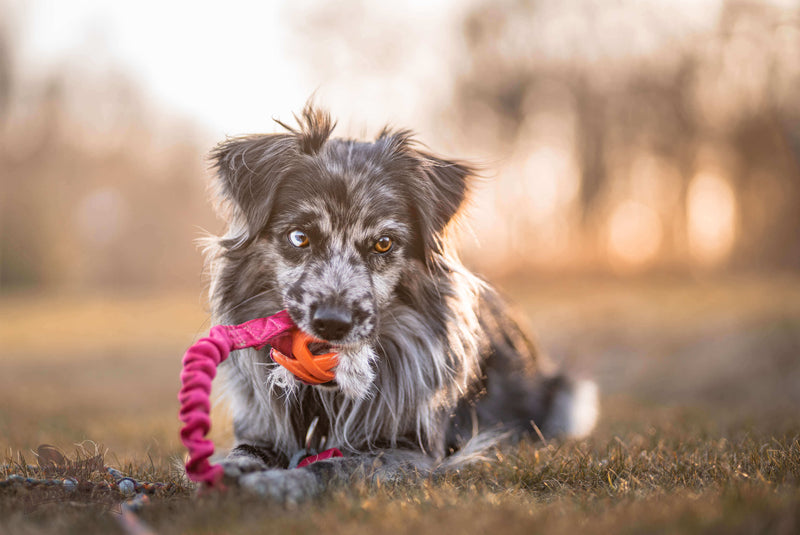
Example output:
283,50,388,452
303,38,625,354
270,329,339,384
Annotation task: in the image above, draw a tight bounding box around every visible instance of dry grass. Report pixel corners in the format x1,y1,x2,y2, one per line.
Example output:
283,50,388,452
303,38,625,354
3,424,797,535
1,275,799,534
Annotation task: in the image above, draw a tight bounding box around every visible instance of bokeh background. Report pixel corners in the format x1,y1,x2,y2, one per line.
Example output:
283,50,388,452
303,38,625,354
1,0,799,460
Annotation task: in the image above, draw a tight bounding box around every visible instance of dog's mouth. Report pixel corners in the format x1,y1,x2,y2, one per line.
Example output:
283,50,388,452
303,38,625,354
307,341,334,355
269,330,340,387
307,341,337,387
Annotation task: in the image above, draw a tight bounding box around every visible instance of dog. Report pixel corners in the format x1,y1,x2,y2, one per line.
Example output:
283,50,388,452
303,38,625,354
202,105,598,501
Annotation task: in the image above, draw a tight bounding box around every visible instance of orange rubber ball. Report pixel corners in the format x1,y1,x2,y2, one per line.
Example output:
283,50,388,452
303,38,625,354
270,329,338,384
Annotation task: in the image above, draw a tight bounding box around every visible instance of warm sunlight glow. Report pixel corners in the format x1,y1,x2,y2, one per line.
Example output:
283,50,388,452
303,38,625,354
522,146,580,222
687,172,737,266
607,200,662,269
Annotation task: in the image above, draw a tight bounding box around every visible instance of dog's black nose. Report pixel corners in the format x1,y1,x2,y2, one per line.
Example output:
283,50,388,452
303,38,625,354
311,304,352,341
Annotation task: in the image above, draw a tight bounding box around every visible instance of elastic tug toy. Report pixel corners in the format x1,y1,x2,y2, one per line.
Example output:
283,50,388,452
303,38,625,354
178,310,342,487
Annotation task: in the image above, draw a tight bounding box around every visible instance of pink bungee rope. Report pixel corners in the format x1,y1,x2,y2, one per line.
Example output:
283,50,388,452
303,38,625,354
178,310,341,487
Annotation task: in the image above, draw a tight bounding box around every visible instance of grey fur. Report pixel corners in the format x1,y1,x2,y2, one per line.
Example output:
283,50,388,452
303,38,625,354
202,105,598,501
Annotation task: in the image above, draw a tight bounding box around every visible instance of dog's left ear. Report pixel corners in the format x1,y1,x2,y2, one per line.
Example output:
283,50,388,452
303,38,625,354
412,151,473,261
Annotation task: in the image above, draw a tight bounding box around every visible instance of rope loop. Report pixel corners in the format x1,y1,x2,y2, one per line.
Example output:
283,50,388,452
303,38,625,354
178,310,339,487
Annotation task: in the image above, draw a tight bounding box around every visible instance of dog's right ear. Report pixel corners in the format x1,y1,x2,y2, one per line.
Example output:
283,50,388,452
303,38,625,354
211,106,336,250
210,134,298,249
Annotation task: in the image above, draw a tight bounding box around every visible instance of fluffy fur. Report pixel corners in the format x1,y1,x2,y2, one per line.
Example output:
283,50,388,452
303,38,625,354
203,105,598,501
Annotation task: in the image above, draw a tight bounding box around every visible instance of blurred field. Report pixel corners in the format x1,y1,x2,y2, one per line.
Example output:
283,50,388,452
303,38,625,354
1,274,799,533
2,274,799,455
0,291,212,459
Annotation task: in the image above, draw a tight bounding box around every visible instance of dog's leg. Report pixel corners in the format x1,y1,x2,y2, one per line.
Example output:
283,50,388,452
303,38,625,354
219,444,288,480
237,467,323,503
232,450,433,503
444,288,599,448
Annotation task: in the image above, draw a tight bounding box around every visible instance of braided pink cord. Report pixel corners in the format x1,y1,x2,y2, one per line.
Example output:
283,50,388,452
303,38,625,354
178,311,295,486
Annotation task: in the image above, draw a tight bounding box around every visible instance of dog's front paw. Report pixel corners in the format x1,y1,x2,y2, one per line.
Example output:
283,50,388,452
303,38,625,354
219,455,269,481
239,468,321,504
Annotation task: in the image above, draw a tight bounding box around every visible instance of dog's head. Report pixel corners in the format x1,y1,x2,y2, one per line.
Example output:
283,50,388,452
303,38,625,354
210,106,472,398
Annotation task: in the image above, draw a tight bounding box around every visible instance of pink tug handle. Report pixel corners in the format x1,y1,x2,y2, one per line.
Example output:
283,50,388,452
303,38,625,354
178,312,296,486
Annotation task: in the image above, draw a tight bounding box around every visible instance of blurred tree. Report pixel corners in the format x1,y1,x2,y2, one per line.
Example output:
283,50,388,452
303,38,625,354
0,24,10,121
451,0,800,271
0,39,217,292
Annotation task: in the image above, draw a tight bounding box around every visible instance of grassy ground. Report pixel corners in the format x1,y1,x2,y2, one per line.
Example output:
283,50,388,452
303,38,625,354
1,275,799,534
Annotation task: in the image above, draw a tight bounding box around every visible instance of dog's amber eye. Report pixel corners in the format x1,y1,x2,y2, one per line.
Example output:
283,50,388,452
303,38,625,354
288,230,310,248
373,236,393,254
